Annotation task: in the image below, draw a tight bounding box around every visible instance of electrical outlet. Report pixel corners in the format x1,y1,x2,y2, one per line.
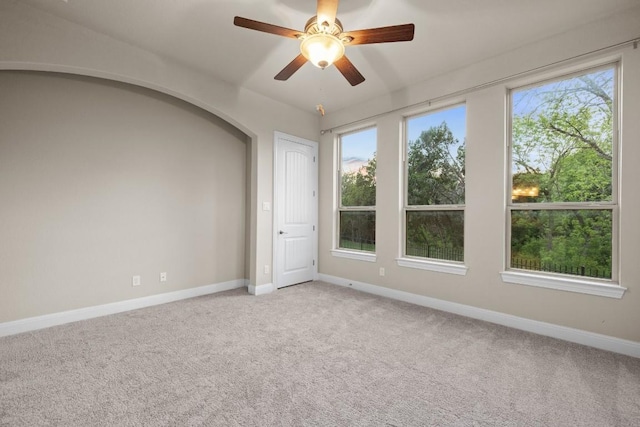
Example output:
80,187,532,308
132,275,141,287
379,267,385,276
160,272,167,282
264,265,270,274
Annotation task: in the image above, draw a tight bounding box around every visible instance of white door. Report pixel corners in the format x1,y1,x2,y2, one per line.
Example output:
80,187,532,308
274,132,318,288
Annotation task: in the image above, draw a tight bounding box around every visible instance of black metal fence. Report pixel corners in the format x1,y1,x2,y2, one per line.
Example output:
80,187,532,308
339,237,376,252
511,258,611,279
340,238,610,278
406,244,464,262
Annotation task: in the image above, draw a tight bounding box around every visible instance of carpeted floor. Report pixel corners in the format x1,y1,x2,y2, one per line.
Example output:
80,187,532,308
1,281,639,426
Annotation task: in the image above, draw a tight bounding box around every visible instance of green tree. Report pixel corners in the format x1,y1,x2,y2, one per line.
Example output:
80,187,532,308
407,123,464,205
512,70,612,203
341,155,376,207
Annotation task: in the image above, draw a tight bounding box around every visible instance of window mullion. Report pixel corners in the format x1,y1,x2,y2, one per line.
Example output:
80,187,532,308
509,203,615,211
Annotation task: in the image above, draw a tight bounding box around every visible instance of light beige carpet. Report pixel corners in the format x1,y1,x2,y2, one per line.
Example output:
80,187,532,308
1,281,639,426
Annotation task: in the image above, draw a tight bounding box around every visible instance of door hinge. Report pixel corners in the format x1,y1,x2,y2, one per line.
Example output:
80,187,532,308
313,190,316,197
313,259,315,266
313,225,315,231
313,156,316,162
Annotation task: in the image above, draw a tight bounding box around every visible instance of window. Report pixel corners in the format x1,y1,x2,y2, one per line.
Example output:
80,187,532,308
403,105,466,263
507,65,618,283
337,127,376,254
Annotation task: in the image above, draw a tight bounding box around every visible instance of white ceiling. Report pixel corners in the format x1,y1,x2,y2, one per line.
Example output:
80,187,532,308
22,0,640,114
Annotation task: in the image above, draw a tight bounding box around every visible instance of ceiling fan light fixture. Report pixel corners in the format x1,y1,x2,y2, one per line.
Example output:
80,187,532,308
300,33,345,69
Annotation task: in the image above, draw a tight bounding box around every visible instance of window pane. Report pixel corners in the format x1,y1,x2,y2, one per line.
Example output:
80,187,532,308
339,211,375,252
510,209,612,279
341,128,376,207
407,105,466,206
511,68,614,203
406,211,464,261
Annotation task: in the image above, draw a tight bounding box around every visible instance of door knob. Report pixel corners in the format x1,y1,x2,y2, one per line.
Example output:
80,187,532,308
279,230,288,235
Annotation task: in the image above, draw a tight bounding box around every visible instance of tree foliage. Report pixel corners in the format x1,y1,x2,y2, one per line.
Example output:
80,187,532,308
341,155,376,207
408,123,465,206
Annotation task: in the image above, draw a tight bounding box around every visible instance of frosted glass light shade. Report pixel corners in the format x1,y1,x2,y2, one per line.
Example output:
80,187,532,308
300,33,345,69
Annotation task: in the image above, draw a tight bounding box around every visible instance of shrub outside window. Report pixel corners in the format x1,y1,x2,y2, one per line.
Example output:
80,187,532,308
508,65,617,280
404,104,466,262
338,127,376,252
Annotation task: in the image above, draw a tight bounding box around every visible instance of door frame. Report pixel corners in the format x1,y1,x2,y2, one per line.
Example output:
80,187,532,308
272,131,319,288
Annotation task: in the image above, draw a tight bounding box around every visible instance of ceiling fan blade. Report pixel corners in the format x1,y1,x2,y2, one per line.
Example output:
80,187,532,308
275,54,308,81
234,16,302,39
316,0,339,28
334,56,365,86
343,23,415,45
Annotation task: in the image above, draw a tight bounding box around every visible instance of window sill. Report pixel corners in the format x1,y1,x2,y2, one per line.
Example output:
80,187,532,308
500,270,626,299
396,257,468,276
331,249,377,263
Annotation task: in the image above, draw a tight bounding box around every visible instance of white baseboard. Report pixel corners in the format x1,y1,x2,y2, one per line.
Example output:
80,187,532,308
318,273,640,359
0,279,248,338
248,282,275,296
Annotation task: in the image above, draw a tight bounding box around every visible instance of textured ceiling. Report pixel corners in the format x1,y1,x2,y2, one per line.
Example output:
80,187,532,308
22,0,640,114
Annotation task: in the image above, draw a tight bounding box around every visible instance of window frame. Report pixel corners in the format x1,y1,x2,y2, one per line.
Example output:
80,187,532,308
397,102,468,275
331,125,377,262
502,61,624,298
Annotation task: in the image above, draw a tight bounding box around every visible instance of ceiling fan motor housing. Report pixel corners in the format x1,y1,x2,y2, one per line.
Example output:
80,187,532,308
304,16,343,35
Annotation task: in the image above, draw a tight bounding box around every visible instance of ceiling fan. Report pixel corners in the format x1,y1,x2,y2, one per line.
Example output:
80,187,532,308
234,0,415,86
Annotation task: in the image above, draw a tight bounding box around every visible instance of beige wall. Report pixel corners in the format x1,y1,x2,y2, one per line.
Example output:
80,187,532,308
318,9,640,343
0,71,247,322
